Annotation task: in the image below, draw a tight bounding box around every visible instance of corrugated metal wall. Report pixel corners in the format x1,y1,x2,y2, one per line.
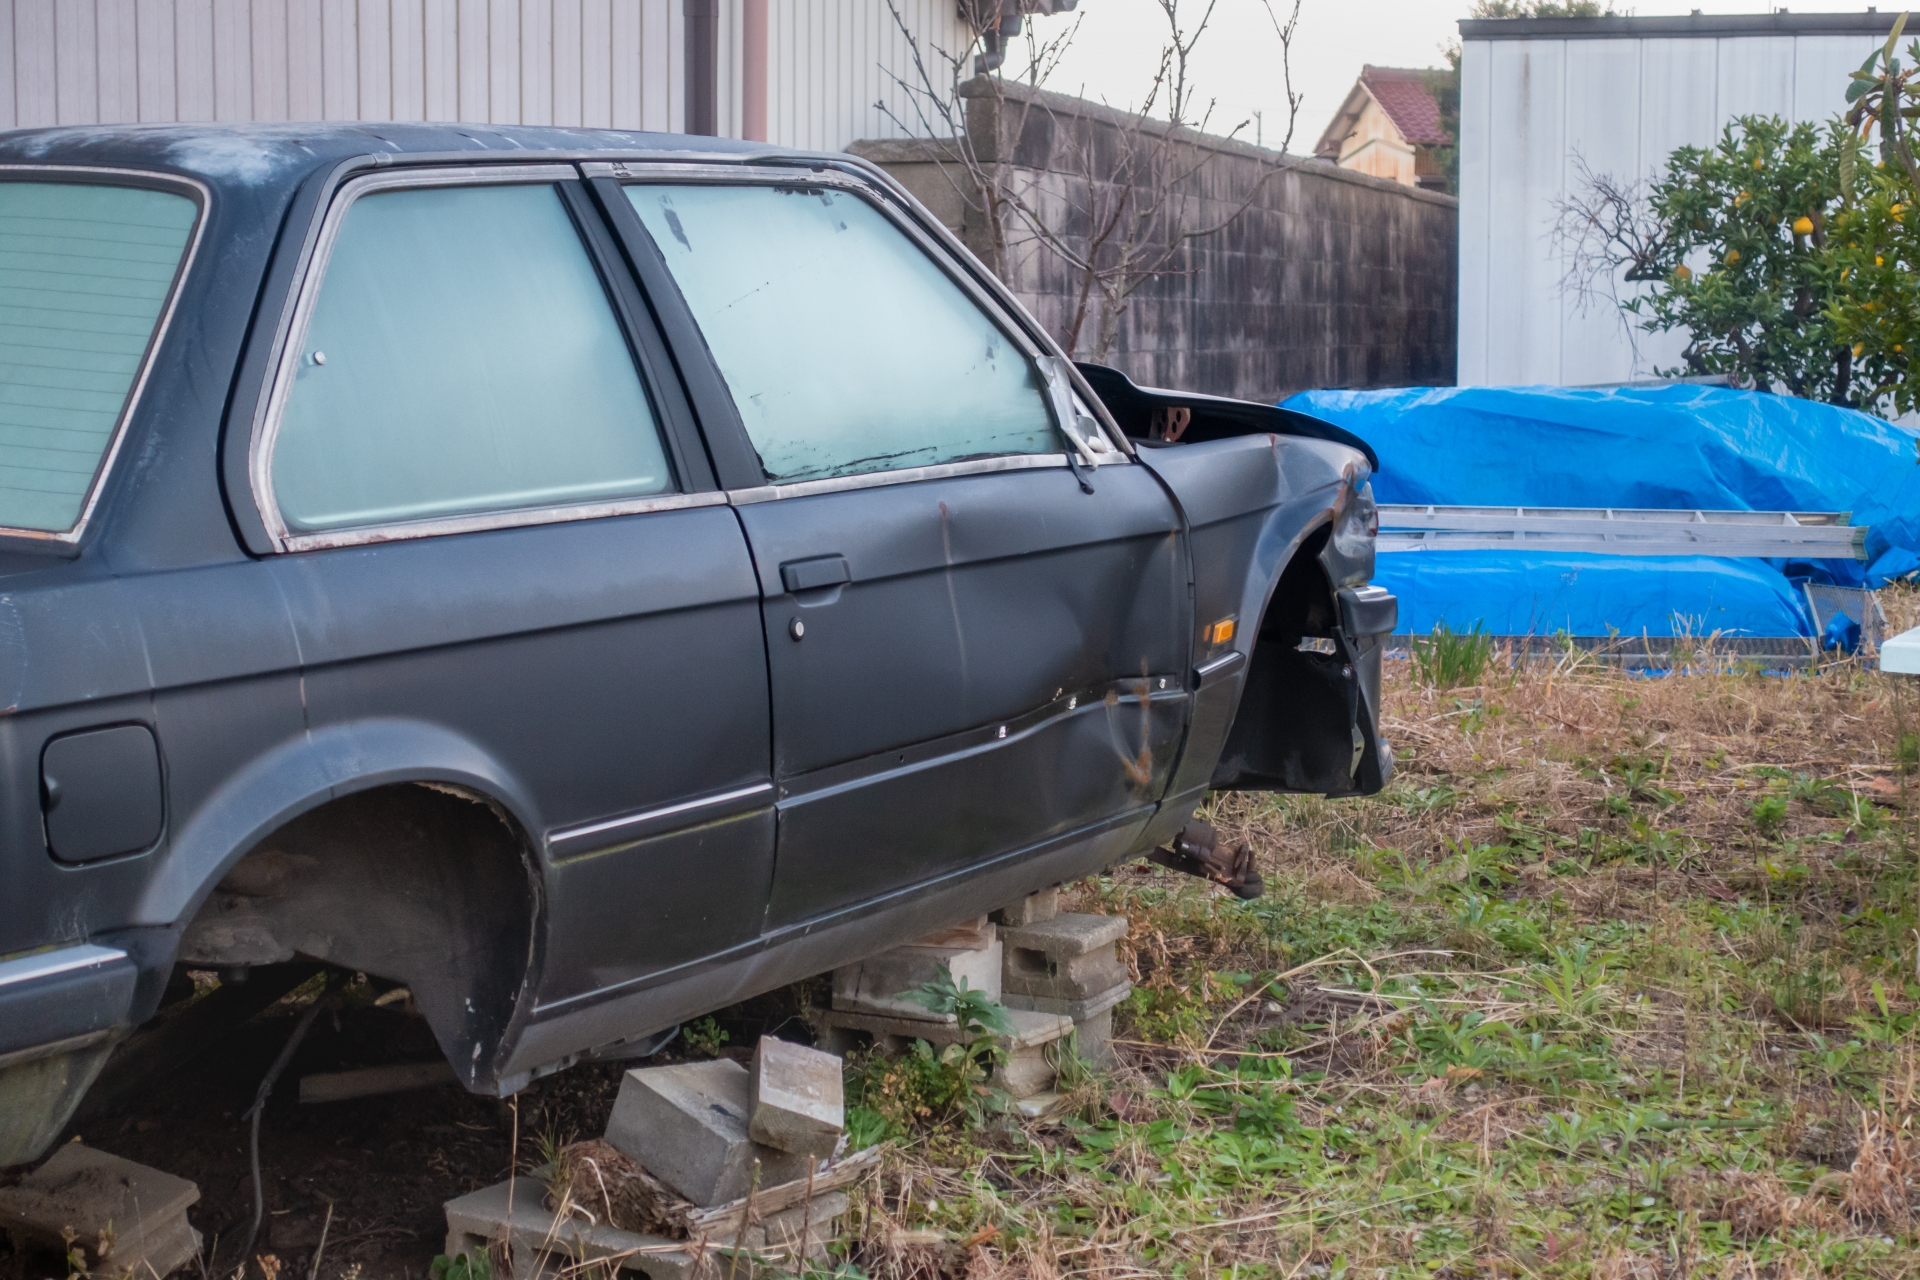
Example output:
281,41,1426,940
0,0,968,150
1459,30,1888,387
764,0,961,154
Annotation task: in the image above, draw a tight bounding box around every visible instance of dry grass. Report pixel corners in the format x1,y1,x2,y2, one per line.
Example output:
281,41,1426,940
829,597,1920,1279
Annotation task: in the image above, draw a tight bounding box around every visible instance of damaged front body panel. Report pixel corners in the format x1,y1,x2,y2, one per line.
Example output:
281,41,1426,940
1082,365,1395,813
0,125,1390,1166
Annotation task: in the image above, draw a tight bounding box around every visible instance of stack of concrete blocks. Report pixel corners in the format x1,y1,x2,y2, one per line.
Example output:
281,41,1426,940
0,1144,201,1279
994,889,1132,1069
818,914,1077,1105
444,1039,849,1280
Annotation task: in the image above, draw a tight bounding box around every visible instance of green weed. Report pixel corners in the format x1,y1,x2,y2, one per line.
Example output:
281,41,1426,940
1412,622,1495,689
681,1015,729,1057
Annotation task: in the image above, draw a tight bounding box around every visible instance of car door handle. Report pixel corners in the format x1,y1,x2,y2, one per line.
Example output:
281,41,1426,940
780,555,851,593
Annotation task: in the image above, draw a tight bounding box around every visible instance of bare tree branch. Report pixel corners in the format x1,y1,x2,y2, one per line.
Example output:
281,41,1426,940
878,0,1305,364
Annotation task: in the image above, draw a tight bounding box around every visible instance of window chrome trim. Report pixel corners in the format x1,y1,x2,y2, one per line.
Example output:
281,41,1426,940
727,453,1073,505
247,162,685,554
592,161,1132,474
279,490,729,552
0,166,210,546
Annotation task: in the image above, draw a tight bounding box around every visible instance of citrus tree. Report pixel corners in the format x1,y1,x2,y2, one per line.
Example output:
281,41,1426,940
1623,117,1864,405
1553,16,1920,414
1825,20,1920,413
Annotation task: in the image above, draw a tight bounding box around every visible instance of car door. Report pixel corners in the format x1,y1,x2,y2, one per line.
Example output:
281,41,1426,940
599,168,1190,930
247,167,773,1011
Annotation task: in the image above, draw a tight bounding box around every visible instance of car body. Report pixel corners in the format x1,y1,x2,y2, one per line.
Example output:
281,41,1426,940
0,123,1392,1166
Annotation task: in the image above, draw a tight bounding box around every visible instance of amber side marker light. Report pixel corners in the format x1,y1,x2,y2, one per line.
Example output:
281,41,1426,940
1205,618,1236,646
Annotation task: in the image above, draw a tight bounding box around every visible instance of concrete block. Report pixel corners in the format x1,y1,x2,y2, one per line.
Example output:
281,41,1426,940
1072,1007,1118,1068
748,1038,843,1158
0,1143,201,1280
1000,912,1129,960
832,940,1002,1021
444,1178,716,1280
992,1044,1058,1098
1002,948,1129,1003
1001,981,1132,1023
604,1061,811,1207
814,1007,1071,1099
991,888,1058,927
814,1005,1070,1052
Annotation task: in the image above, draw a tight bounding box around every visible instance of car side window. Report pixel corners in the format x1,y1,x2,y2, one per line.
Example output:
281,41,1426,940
270,183,672,535
624,183,1060,485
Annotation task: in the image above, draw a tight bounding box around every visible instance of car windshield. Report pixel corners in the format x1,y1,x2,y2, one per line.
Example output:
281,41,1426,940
0,181,198,534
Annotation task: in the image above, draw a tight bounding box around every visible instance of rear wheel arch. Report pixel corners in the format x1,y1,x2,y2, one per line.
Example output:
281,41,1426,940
173,781,543,1092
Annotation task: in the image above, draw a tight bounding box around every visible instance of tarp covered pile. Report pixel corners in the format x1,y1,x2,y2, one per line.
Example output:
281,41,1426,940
1281,384,1920,639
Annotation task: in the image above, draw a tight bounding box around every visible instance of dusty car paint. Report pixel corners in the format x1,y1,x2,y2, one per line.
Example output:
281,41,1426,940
0,123,1392,1165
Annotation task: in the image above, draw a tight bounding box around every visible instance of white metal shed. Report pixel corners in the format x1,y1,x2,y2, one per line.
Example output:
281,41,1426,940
1458,11,1901,388
0,0,973,153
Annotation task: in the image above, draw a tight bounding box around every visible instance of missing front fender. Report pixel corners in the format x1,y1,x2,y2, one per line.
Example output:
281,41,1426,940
1211,532,1391,796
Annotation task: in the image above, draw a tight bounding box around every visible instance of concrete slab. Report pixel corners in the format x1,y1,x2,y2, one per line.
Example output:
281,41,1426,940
748,1038,843,1158
1000,913,1129,960
444,1177,717,1280
446,1173,858,1280
603,1061,811,1207
0,1142,201,1279
1013,1092,1065,1119
1001,982,1132,1023
831,940,1002,1021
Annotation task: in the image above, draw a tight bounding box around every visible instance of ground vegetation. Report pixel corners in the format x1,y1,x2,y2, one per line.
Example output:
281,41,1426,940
827,596,1920,1279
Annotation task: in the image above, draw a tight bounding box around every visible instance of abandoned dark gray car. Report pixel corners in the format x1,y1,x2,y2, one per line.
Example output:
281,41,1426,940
0,123,1393,1166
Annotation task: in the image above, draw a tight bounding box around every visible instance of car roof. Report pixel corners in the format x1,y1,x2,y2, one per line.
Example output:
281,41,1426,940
0,122,782,196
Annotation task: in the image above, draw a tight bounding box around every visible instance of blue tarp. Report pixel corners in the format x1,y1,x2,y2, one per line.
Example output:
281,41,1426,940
1279,384,1920,637
1371,550,1814,639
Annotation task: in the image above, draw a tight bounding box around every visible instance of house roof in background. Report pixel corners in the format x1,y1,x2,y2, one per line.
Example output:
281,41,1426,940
1361,66,1449,147
1312,66,1448,158
1460,12,1904,41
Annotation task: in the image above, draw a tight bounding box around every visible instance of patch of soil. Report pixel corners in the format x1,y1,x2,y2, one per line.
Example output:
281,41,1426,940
3,979,821,1280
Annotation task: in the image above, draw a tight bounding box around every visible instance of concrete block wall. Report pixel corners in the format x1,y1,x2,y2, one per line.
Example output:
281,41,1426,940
853,79,1457,404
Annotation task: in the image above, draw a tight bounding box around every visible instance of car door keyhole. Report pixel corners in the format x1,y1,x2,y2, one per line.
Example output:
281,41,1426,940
789,618,805,641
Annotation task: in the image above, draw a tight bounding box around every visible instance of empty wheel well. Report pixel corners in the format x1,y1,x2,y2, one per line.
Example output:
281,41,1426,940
1212,526,1369,794
1256,524,1338,645
176,783,541,1091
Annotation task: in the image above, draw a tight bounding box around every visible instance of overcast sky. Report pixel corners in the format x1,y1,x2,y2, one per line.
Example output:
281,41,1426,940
1008,1,1891,155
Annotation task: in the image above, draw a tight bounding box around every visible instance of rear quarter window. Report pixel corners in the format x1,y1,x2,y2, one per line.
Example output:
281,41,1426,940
0,181,198,534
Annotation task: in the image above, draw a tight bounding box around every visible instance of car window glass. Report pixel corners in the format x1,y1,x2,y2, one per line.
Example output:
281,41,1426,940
272,183,671,534
625,183,1059,484
0,182,196,533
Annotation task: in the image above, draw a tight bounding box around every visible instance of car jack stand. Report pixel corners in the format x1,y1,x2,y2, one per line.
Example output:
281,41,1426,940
1146,819,1265,900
